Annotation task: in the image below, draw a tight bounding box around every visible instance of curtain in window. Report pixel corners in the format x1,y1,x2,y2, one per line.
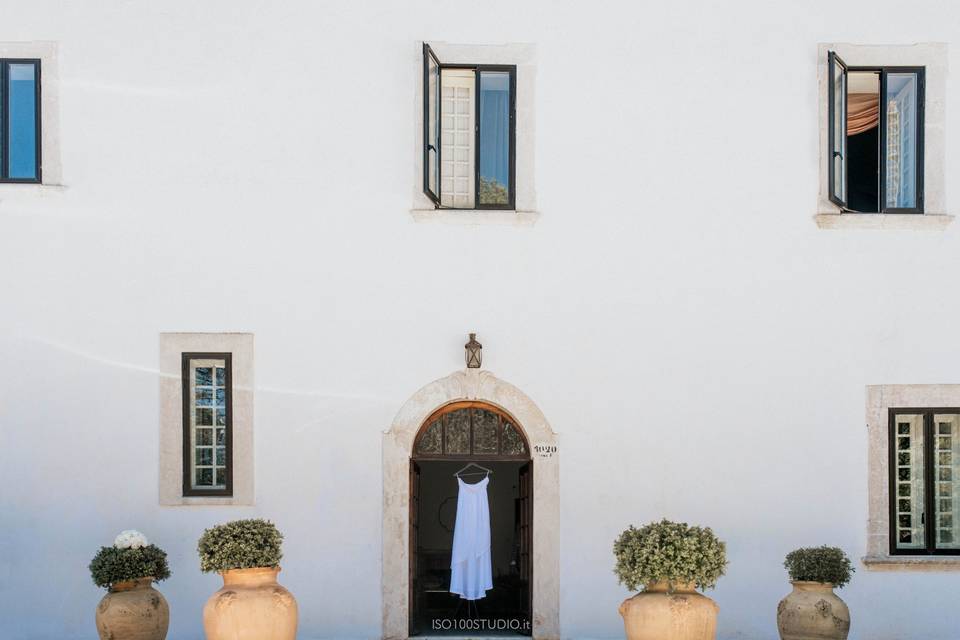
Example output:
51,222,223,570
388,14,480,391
848,93,879,135
479,89,509,193
480,71,511,205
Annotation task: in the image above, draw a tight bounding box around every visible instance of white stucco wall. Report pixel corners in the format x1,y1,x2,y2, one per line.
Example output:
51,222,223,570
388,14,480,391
1,1,960,639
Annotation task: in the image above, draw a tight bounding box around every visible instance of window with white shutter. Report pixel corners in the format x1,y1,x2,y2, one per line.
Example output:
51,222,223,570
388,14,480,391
422,43,515,210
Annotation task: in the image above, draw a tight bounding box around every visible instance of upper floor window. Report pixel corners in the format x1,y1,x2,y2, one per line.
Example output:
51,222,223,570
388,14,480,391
828,51,924,213
182,353,232,497
422,43,515,210
1,59,41,183
889,409,960,555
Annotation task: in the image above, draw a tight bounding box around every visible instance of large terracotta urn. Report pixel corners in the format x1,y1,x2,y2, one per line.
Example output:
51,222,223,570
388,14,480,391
619,581,719,640
95,577,169,640
777,581,850,640
203,566,298,640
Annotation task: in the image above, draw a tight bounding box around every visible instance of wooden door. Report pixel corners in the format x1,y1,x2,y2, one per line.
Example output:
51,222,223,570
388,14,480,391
409,460,421,636
518,461,532,619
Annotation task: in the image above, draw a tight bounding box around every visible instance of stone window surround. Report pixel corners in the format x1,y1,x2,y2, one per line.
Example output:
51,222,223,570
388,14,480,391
816,43,952,231
159,333,254,506
865,384,960,570
410,42,539,226
0,41,62,189
382,369,559,639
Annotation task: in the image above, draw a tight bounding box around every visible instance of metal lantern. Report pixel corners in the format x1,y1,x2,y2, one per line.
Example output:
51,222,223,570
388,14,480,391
465,333,482,369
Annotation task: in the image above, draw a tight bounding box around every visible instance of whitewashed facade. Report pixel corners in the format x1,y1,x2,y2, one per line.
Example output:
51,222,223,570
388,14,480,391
2,1,960,639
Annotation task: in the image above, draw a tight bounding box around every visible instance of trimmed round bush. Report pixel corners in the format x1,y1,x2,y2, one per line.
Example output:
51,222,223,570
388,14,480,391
198,518,284,573
783,546,854,588
613,519,727,591
89,545,171,589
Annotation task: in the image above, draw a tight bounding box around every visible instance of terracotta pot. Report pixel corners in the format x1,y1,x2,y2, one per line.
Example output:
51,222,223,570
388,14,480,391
777,581,850,640
203,566,298,640
619,581,719,640
95,577,169,640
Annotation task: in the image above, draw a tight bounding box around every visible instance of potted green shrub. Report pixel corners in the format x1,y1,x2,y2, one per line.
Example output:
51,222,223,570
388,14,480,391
198,518,298,640
614,519,727,640
777,546,853,640
89,530,171,640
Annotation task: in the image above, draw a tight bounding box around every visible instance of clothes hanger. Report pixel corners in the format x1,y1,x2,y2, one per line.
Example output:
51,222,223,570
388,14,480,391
454,462,492,478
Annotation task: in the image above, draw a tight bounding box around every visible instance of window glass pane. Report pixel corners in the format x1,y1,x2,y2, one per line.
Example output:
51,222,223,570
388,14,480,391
893,414,925,550
427,54,439,198
443,409,470,454
934,414,960,549
416,419,442,455
831,59,847,204
502,421,526,455
440,69,475,208
7,63,38,180
189,358,227,490
884,73,919,209
473,409,499,454
479,71,510,206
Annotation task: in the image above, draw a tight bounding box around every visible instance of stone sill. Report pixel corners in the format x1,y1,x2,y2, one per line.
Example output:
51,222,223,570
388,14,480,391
815,213,954,230
0,183,67,204
161,496,254,507
862,555,960,571
410,208,540,226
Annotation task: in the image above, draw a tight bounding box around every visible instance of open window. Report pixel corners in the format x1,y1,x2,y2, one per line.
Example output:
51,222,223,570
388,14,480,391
828,51,924,213
422,43,516,210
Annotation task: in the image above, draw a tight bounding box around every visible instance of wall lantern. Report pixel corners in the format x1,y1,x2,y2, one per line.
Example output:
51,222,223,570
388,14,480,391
464,333,482,369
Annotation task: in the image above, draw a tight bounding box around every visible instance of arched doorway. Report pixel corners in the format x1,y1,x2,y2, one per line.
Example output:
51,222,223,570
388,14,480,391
410,401,532,636
382,369,559,640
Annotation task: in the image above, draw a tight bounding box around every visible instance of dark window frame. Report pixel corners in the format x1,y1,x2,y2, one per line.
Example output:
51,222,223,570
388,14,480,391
888,407,960,556
422,43,516,211
0,58,42,184
181,352,233,497
828,52,925,214
827,51,848,209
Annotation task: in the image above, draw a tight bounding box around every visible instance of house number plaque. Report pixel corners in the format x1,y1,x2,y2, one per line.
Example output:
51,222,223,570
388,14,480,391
533,444,557,458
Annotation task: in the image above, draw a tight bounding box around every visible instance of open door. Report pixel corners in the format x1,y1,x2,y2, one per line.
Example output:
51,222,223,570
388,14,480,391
409,459,421,636
518,461,532,620
828,51,848,208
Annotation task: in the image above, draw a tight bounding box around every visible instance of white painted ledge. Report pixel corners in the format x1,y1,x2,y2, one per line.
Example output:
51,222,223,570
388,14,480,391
410,208,540,226
862,555,960,572
815,213,954,230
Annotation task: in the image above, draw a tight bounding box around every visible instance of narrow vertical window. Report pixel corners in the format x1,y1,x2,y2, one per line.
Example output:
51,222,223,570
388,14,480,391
182,353,232,496
890,410,960,554
881,72,922,211
1,59,41,182
440,69,476,209
934,414,960,549
892,414,925,551
828,51,848,208
478,70,512,206
422,44,516,210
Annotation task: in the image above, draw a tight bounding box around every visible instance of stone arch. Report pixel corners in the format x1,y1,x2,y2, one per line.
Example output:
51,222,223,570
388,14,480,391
382,369,559,639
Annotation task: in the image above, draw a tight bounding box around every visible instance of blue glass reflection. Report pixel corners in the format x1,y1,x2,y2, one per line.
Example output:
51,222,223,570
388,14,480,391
479,71,510,205
8,63,38,180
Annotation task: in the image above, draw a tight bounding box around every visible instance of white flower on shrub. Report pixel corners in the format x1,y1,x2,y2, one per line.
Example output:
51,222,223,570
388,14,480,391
114,530,149,549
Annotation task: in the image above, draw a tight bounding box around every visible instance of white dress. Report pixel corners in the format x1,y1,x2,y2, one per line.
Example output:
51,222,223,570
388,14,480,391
449,475,493,600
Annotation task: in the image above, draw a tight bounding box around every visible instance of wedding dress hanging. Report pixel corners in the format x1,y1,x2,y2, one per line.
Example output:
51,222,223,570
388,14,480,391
449,476,493,600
